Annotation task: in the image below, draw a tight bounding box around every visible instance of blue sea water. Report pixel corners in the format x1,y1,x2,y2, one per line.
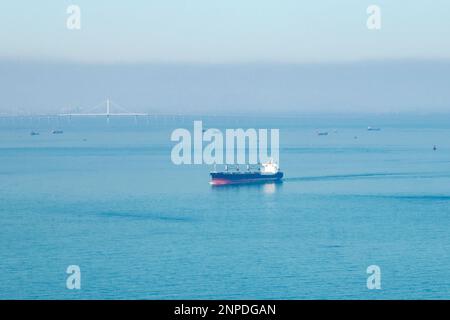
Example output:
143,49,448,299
1,114,450,299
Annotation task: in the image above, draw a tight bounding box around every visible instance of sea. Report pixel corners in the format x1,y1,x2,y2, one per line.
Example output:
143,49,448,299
1,114,450,299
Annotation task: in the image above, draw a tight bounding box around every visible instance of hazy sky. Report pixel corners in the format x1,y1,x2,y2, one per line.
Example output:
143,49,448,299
1,0,449,63
0,1,449,114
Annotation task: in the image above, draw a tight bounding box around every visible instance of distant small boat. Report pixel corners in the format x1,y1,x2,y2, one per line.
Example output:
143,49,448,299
52,130,64,134
433,145,437,151
30,131,39,136
317,131,328,136
367,126,381,131
203,128,220,133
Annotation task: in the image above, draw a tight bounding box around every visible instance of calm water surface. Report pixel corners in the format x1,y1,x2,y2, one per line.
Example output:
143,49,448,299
1,115,450,299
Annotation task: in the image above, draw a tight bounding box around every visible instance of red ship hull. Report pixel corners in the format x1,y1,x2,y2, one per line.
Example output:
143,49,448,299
210,172,283,185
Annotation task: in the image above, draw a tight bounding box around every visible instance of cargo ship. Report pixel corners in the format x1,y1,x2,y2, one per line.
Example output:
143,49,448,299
210,160,283,185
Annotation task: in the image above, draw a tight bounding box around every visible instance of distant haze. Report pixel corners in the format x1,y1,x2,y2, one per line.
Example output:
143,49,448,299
1,1,449,64
0,60,449,115
1,1,449,114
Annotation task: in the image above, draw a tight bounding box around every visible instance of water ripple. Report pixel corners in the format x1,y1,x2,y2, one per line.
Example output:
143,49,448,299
97,211,194,222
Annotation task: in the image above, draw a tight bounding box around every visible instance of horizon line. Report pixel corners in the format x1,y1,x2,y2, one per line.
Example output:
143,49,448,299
2,56,450,67
2,110,450,117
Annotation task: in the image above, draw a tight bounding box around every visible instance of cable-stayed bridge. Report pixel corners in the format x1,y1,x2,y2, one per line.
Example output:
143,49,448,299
0,98,257,126
59,99,148,117
0,99,192,126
